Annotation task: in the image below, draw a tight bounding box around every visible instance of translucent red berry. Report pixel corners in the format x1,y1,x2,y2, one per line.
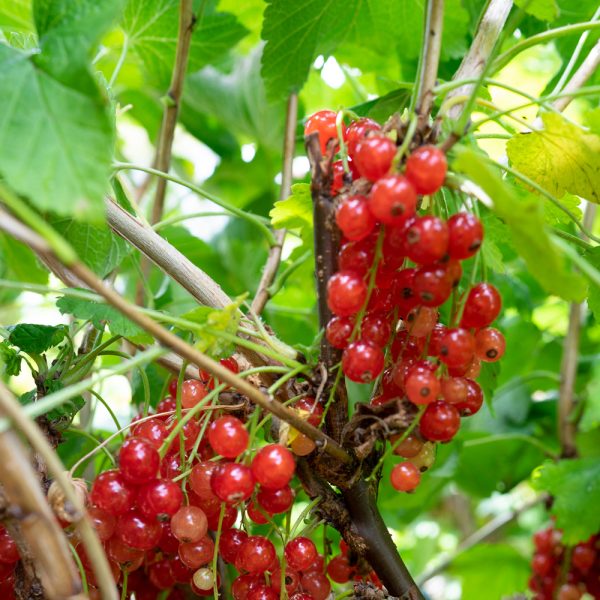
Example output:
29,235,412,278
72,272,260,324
413,264,453,307
438,328,475,368
119,437,160,485
304,110,340,154
208,416,249,458
294,397,323,427
354,136,396,181
251,444,295,490
257,485,295,514
361,313,391,347
285,537,317,571
327,271,368,317
236,536,276,573
211,463,255,504
405,216,449,265
390,462,421,491
338,240,374,277
447,212,483,259
336,195,376,241
117,511,162,550
342,340,384,383
369,175,417,226
405,368,440,405
170,506,208,543
475,327,505,362
460,283,502,329
0,529,18,564
327,554,354,583
391,434,424,458
178,536,215,570
137,479,183,519
87,506,116,542
346,118,381,158
300,570,331,600
405,145,447,194
181,379,208,409
419,401,461,442
220,528,248,564
131,418,169,449
90,470,136,516
331,160,346,196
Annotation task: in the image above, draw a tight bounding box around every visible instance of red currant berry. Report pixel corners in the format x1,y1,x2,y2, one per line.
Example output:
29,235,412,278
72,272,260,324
295,397,323,427
179,536,215,570
413,264,453,307
300,570,331,600
168,556,192,584
390,462,421,491
382,226,408,269
440,377,468,405
447,212,483,259
438,328,475,368
271,566,300,594
87,506,116,542
236,536,276,573
251,444,295,490
327,554,354,583
419,401,461,442
327,271,368,317
232,574,262,600
342,340,384,383
475,327,505,362
206,503,237,531
369,175,417,225
247,585,278,600
156,396,176,418
405,306,438,338
220,528,248,564
391,434,424,458
393,267,418,311
90,470,136,516
257,485,294,514
170,506,208,543
533,528,556,554
107,535,144,565
119,437,160,485
354,136,396,181
285,537,317,571
346,118,381,158
131,418,169,449
326,316,354,349
189,461,219,502
149,559,176,590
531,553,554,577
166,416,201,453
405,145,447,194
460,283,502,329
181,379,208,409
160,452,183,480
405,368,440,405
557,584,584,600
361,313,391,347
220,356,239,374
211,462,255,504
304,110,340,154
405,216,449,265
159,522,180,554
137,479,183,519
208,416,248,458
338,240,374,277
0,529,18,564
428,323,448,356
117,511,162,550
572,544,596,572
336,195,376,241
331,160,346,196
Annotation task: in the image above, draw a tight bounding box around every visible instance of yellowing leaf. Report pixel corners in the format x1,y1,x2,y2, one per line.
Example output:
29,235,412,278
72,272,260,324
270,183,313,242
507,113,600,204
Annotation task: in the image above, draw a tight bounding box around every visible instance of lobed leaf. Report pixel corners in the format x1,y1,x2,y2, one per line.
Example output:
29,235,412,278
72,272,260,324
7,323,69,354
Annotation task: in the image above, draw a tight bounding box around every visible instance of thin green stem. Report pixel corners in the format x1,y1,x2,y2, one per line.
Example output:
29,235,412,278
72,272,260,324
66,428,116,467
336,111,350,173
109,35,129,88
113,162,276,246
267,250,312,299
552,229,594,251
69,543,89,595
212,504,226,598
153,211,232,231
553,235,600,288
89,390,124,441
120,570,129,600
464,433,558,459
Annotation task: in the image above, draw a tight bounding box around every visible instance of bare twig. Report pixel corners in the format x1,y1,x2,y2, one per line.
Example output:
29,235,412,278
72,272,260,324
558,203,597,457
251,93,298,315
440,0,513,143
0,427,81,599
0,381,119,600
415,0,445,127
417,494,547,585
151,0,196,224
552,40,600,112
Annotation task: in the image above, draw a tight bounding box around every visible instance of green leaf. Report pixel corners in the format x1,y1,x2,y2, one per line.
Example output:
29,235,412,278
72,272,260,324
261,0,356,99
7,324,68,354
0,234,48,286
181,298,244,358
453,146,586,302
532,458,600,544
449,544,530,600
543,193,583,226
48,218,129,278
270,183,313,245
0,341,22,376
122,0,247,86
56,295,147,340
0,44,113,221
514,0,559,21
0,0,33,34
506,113,600,204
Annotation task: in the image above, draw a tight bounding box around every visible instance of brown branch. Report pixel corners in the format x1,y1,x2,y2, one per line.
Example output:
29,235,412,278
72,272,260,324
552,40,600,111
251,93,298,315
151,0,196,224
417,494,547,585
0,381,119,600
305,133,349,443
0,427,81,600
443,0,513,122
415,0,445,128
558,203,597,457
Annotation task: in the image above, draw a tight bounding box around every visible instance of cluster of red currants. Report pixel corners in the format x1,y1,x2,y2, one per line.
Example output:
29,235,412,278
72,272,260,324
305,110,505,493
529,525,600,600
70,358,357,599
